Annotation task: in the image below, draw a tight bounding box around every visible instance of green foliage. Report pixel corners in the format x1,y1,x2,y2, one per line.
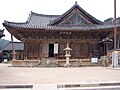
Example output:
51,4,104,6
104,17,120,24
117,17,120,24
104,17,113,24
0,39,9,50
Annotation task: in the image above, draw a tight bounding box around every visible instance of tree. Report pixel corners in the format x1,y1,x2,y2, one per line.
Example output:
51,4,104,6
104,17,113,24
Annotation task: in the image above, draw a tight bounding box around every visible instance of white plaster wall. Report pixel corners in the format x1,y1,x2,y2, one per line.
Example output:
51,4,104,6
42,43,48,57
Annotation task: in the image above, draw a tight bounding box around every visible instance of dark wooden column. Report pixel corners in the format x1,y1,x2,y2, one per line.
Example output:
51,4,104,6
11,34,15,60
21,38,28,60
70,42,74,59
87,42,89,58
38,42,42,60
25,42,28,60
99,44,104,56
103,44,106,55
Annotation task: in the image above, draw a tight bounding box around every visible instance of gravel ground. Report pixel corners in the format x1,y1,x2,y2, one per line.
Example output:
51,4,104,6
0,63,120,84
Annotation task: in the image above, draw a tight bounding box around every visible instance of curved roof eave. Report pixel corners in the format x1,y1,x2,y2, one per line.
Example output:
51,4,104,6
3,22,120,32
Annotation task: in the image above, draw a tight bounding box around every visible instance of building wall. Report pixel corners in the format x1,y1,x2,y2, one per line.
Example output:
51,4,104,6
42,43,49,57
25,39,100,60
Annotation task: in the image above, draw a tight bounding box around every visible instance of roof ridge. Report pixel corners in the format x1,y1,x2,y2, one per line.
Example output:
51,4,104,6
31,11,59,17
53,24,118,26
3,20,27,25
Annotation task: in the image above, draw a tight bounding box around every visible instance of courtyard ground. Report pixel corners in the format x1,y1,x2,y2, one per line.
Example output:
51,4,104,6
0,63,120,84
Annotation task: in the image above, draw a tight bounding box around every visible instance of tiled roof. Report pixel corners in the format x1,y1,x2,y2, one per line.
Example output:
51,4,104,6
3,3,120,31
3,19,120,31
0,29,5,38
50,2,103,25
28,12,59,27
3,11,59,29
2,42,24,51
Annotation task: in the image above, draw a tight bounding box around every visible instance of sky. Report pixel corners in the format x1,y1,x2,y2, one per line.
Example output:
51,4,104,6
0,0,120,41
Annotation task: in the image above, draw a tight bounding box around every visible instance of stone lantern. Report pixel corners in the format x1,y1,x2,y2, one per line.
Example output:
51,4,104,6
63,43,72,67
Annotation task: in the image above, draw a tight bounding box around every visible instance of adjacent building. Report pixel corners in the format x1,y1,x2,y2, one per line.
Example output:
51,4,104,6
1,42,24,60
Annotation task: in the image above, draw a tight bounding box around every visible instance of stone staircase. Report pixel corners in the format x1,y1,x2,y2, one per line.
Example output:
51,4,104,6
38,58,58,67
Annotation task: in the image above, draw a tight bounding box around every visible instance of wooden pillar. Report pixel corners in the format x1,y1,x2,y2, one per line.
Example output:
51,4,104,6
70,42,74,59
106,44,109,51
25,42,28,60
38,42,42,60
99,44,103,56
103,44,106,56
87,42,89,58
11,34,15,60
23,43,25,60
22,38,27,60
38,42,40,60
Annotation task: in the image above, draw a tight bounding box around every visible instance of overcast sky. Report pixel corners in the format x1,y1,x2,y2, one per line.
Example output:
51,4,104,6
0,0,120,41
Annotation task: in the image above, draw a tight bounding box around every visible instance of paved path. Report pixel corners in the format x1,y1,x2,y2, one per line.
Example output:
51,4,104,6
0,63,120,84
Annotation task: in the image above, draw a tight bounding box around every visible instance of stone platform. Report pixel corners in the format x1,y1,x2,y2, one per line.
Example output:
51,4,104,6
11,60,40,67
1,82,120,90
11,58,110,67
11,59,103,67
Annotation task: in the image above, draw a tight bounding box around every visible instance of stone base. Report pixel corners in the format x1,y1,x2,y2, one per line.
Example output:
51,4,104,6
64,63,71,67
11,59,104,67
12,60,39,67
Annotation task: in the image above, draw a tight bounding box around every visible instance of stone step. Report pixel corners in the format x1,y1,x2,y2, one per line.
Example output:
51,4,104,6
58,86,120,90
57,82,120,90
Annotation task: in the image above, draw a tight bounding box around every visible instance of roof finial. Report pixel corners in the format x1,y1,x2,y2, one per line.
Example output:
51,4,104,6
75,1,77,4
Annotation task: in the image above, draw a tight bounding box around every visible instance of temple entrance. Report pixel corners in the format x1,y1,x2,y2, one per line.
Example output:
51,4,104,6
49,44,54,57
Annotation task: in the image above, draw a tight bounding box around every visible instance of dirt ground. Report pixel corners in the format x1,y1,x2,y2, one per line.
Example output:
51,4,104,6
0,63,120,84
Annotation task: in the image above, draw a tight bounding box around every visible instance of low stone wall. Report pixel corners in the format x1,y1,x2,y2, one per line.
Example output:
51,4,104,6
57,59,80,67
11,59,104,67
50,59,102,67
80,59,102,67
12,60,40,67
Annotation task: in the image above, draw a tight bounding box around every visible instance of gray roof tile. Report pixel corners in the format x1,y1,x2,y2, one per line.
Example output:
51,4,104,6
3,3,120,31
2,42,24,51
